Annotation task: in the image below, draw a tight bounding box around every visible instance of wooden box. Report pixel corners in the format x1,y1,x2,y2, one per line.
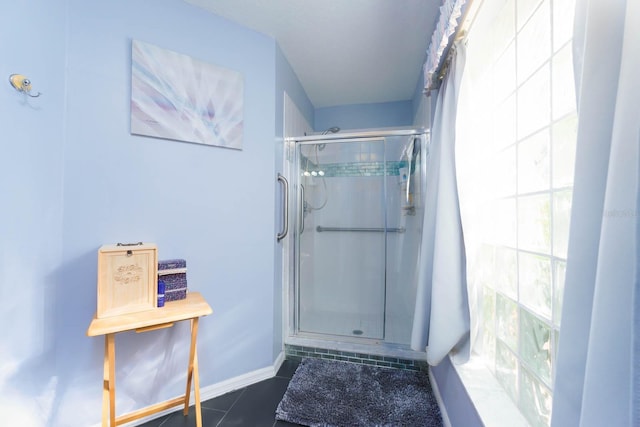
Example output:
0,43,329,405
97,243,158,318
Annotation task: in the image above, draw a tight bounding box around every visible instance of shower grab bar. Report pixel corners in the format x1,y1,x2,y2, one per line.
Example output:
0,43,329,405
316,226,406,233
276,174,288,242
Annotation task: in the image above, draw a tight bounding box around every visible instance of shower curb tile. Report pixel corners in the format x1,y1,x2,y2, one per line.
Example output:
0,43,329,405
284,344,427,372
416,363,429,372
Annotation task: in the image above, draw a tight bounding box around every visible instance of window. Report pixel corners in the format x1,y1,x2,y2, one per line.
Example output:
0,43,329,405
456,0,577,425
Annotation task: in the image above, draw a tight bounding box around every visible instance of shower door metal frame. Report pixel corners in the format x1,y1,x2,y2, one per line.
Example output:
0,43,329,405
284,128,427,345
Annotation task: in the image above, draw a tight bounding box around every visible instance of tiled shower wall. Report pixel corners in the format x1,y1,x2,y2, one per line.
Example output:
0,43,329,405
297,135,423,345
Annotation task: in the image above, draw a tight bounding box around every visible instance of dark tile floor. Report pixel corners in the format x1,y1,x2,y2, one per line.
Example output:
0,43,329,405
139,359,303,427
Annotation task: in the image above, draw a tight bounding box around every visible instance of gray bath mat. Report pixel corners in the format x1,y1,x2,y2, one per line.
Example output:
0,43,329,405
275,358,443,426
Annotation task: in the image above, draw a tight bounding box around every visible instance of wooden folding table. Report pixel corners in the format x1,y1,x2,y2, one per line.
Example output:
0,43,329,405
87,292,212,426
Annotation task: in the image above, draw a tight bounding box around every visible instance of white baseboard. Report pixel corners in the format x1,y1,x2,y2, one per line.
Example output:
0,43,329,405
198,361,277,403
429,366,452,427
272,350,286,375
95,351,286,427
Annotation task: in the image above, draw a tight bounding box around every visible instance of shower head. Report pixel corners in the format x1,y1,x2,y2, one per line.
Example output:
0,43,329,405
321,126,340,135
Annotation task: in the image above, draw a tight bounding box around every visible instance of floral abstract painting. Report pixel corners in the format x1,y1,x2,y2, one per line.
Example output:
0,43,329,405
131,40,243,149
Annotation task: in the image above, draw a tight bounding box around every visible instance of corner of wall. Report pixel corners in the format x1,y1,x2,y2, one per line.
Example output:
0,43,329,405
429,357,483,427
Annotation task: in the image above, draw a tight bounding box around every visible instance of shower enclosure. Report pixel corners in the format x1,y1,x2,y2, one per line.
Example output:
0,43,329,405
283,128,428,352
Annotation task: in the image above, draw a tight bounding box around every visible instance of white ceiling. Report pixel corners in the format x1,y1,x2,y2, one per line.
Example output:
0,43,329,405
184,0,441,108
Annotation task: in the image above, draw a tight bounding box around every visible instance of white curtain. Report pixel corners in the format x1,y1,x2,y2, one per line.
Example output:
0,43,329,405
411,40,471,366
551,1,640,426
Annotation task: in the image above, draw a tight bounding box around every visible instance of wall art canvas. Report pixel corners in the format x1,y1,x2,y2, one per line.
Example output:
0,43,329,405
131,40,243,149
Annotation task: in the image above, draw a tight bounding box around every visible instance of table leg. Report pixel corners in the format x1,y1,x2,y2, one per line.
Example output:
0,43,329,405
184,317,202,427
103,334,116,427
193,341,202,427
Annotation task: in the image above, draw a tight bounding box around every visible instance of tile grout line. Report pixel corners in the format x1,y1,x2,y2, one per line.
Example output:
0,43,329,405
215,387,247,427
157,415,169,427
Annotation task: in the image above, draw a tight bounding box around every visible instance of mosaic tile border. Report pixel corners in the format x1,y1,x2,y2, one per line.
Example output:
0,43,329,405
320,161,408,177
285,344,428,372
300,155,409,178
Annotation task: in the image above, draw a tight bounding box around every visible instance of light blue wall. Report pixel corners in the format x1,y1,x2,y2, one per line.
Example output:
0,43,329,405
0,0,67,423
412,68,425,127
276,45,314,130
315,100,413,132
412,54,428,121
1,0,279,425
274,44,314,359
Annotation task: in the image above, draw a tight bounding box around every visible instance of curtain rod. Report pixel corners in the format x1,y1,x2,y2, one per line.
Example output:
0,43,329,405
423,0,466,93
434,0,481,86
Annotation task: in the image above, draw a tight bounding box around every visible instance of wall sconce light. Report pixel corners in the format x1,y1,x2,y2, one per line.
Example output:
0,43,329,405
9,74,41,97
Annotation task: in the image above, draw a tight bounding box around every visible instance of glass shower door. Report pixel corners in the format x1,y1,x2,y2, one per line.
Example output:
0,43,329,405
295,138,387,339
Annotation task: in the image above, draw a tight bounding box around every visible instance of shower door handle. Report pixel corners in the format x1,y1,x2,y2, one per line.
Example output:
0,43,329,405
277,174,289,242
300,184,305,234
